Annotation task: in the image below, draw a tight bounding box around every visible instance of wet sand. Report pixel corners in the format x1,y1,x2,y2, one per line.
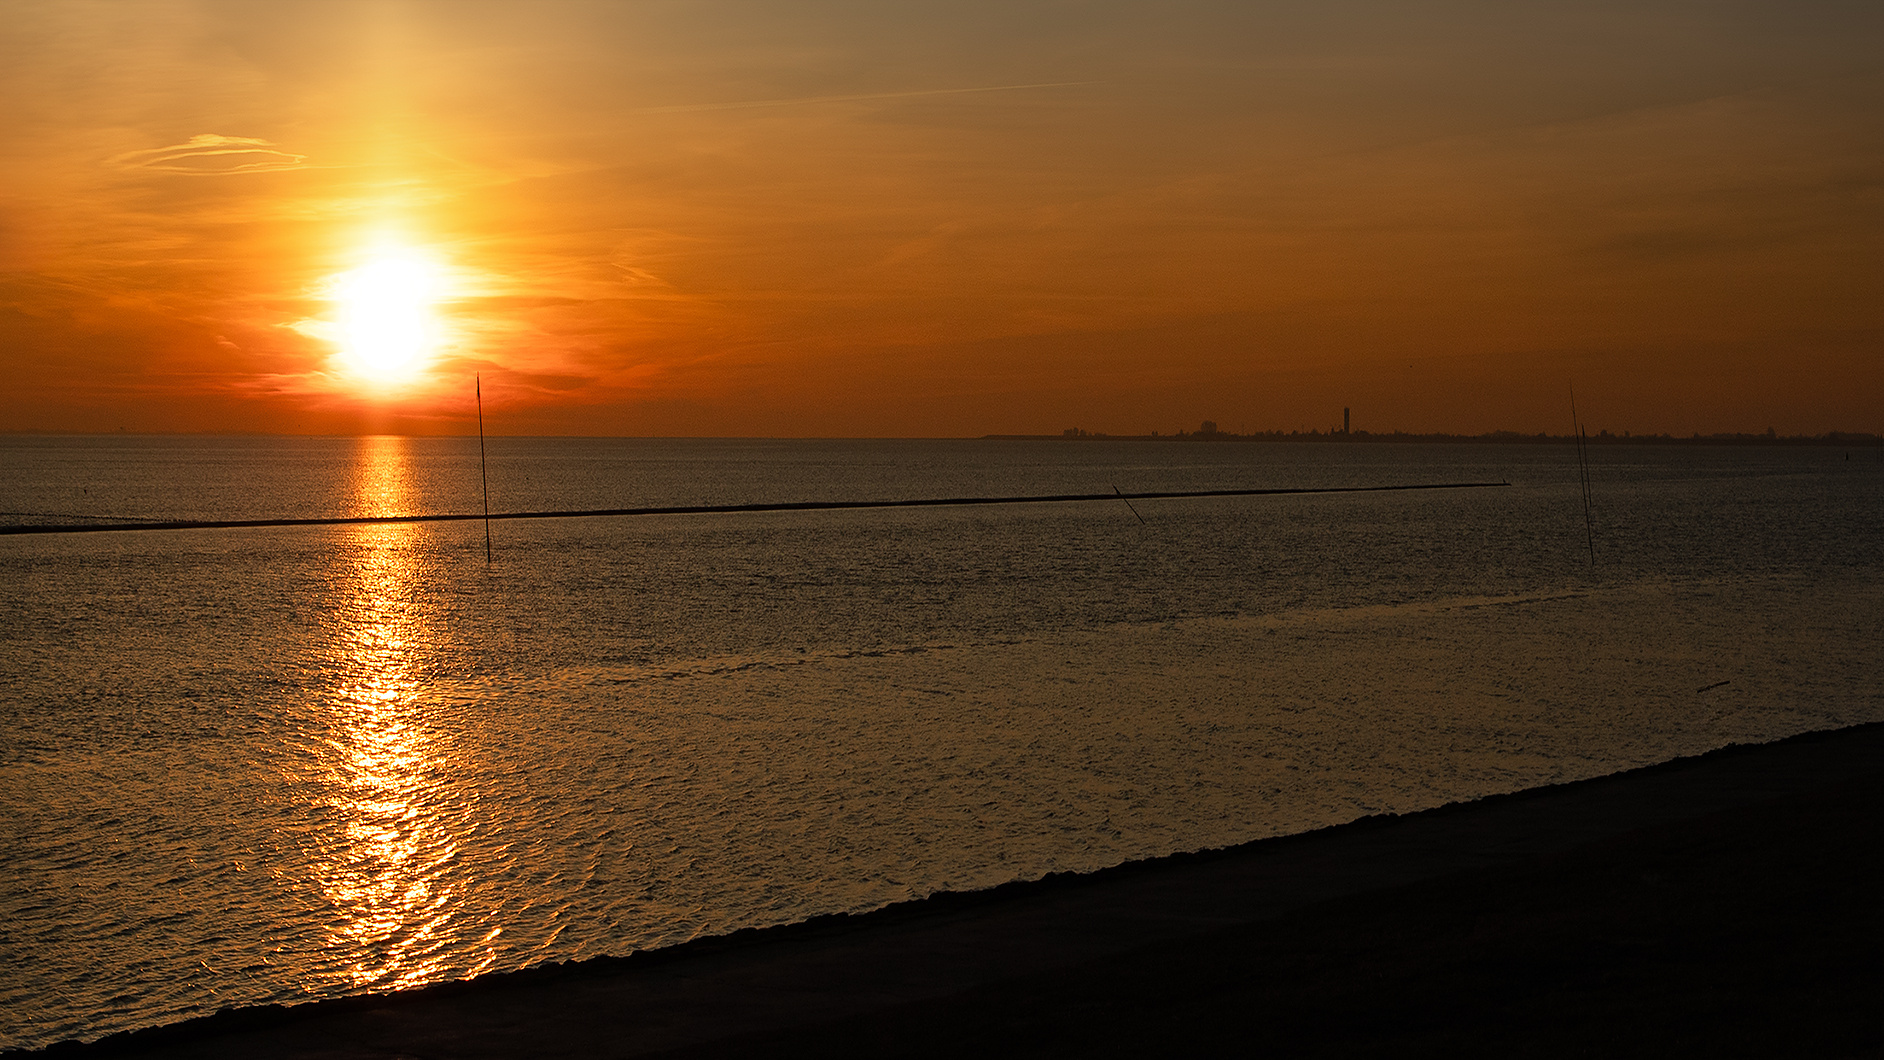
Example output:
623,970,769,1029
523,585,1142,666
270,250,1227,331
42,720,1884,1058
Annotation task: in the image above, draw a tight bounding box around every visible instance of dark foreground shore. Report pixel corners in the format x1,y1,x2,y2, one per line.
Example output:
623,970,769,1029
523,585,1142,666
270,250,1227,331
38,723,1884,1059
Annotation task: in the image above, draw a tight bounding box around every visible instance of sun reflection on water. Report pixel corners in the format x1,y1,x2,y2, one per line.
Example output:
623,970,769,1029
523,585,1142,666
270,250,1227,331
349,435,417,520
306,437,496,992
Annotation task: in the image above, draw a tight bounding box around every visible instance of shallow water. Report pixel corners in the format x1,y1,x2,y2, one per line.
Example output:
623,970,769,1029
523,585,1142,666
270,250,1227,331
2,437,1879,1050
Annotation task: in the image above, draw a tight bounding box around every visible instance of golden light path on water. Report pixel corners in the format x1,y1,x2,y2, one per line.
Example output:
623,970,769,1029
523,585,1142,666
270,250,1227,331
307,437,500,992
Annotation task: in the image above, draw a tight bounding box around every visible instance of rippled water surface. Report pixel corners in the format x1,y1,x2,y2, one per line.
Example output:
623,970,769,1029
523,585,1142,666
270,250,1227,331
2,437,1880,1050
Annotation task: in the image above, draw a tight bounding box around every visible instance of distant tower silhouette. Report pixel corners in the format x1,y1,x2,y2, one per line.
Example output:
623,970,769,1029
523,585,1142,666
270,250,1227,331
1343,407,1350,435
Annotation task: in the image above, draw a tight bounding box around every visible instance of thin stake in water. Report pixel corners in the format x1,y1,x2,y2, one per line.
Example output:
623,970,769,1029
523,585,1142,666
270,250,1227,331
1114,484,1147,525
477,374,492,564
1570,385,1595,566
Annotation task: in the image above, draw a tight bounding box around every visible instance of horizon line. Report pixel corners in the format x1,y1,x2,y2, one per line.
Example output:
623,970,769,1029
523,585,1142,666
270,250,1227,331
1,429,1878,443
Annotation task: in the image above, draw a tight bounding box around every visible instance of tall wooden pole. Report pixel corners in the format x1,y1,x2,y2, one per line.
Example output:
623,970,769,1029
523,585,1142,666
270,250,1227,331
477,374,491,564
1571,385,1594,567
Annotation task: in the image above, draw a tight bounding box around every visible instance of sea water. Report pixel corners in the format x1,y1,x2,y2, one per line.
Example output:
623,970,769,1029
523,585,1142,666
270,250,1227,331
2,436,1879,1050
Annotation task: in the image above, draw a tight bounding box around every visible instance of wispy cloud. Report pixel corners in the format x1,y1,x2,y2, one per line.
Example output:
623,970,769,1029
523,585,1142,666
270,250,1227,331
109,134,307,175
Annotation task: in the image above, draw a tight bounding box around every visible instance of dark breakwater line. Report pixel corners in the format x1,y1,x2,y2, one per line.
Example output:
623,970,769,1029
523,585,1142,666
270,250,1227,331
0,480,1509,536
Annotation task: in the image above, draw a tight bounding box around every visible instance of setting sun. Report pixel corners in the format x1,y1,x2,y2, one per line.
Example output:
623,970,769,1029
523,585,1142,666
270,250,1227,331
327,248,447,388
7,4,1884,1055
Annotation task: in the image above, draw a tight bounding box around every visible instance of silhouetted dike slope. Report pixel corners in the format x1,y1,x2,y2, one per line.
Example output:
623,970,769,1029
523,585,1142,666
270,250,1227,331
35,723,1884,1058
684,763,1883,1058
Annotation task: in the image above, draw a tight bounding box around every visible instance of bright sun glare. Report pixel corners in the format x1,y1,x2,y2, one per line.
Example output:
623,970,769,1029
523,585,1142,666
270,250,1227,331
329,248,446,387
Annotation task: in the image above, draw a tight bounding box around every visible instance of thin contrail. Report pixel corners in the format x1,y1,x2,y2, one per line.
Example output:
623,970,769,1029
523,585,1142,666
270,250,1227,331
638,81,1102,114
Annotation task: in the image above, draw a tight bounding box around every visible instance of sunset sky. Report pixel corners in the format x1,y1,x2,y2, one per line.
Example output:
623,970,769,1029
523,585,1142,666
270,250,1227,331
3,0,1880,437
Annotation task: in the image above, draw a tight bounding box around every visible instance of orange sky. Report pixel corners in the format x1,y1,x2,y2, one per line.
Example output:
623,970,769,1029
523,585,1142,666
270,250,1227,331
3,1,1881,437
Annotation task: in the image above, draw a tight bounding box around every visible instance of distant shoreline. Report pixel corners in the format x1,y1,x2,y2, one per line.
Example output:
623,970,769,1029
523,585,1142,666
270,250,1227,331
984,430,1884,446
